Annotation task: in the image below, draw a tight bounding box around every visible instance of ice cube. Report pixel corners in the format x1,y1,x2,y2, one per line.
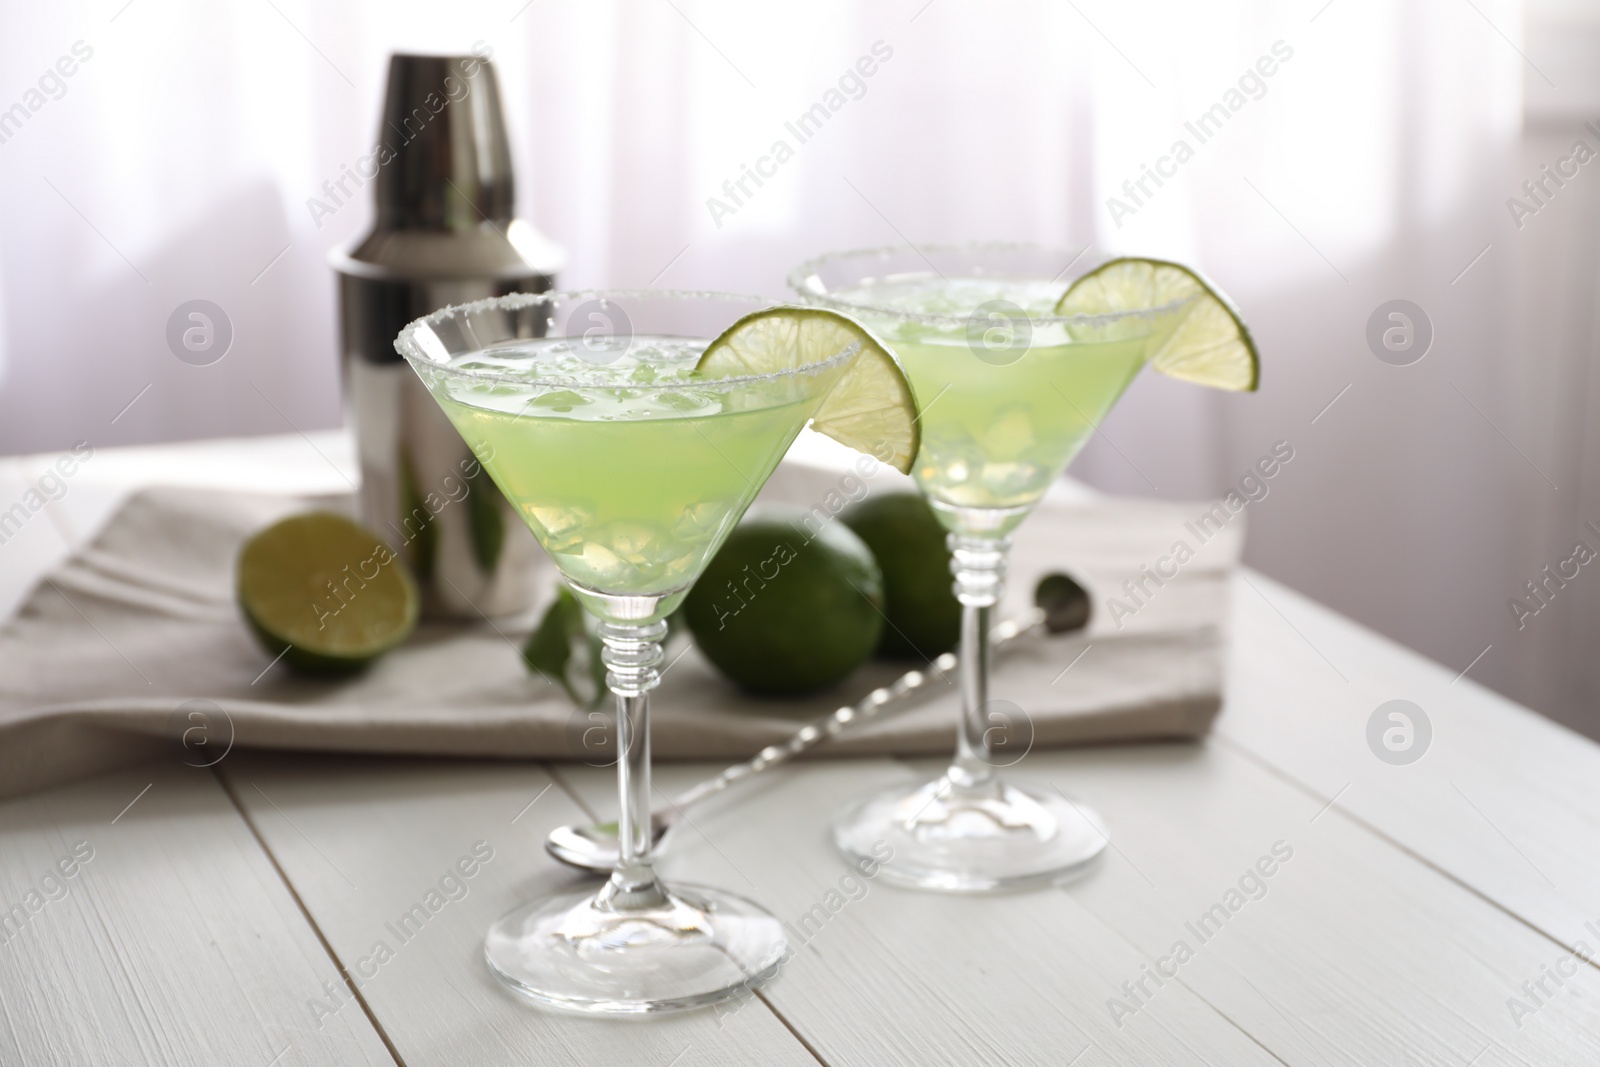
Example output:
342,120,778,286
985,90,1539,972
523,503,590,551
530,389,591,412
982,407,1035,458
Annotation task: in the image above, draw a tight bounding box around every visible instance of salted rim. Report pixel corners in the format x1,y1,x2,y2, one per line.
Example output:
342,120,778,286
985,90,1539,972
786,241,1194,327
394,290,859,391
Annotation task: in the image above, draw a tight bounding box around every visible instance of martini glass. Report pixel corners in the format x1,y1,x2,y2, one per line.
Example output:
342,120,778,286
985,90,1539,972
791,243,1167,892
397,290,854,1013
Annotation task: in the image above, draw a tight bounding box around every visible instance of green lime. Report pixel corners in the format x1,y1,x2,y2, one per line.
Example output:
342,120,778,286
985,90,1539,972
696,306,921,475
237,512,419,675
1056,257,1259,392
839,492,960,659
684,505,883,696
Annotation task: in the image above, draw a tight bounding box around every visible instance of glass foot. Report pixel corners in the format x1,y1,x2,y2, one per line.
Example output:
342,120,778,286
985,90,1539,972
484,882,786,1015
834,777,1108,893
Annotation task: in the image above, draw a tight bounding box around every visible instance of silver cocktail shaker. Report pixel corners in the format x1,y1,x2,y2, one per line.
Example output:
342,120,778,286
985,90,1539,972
331,52,562,619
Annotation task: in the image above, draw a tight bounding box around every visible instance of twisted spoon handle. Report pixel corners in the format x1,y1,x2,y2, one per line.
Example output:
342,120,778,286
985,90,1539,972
662,607,1047,822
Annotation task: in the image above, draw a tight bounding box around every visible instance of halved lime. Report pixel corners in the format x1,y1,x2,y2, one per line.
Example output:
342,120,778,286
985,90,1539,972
237,512,419,674
1056,257,1259,392
695,307,920,474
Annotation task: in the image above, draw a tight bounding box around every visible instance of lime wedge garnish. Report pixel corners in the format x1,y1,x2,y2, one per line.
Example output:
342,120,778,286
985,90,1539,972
695,307,920,475
1056,257,1259,392
237,512,419,674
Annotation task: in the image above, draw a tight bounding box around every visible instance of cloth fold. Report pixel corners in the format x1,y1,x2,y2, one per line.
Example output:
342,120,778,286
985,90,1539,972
0,462,1241,800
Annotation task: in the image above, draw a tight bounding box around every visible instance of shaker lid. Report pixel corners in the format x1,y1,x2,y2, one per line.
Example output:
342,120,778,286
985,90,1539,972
332,52,565,280
376,52,513,230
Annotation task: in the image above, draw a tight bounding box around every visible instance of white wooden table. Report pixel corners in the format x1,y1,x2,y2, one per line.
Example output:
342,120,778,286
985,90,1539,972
3,432,1598,1066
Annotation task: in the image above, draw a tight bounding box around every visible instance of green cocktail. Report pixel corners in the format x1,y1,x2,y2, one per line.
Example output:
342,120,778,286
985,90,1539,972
792,244,1161,893
831,277,1146,528
397,290,866,1015
432,336,832,619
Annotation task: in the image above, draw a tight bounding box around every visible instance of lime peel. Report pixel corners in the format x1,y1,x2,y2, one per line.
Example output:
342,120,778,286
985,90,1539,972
1056,257,1259,392
695,306,921,474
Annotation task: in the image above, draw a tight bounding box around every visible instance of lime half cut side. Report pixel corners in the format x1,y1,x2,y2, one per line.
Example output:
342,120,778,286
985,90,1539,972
1056,257,1259,392
695,306,920,474
237,512,419,674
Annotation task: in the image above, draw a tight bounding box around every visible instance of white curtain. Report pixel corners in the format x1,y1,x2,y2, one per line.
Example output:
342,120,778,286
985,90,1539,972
8,0,1594,731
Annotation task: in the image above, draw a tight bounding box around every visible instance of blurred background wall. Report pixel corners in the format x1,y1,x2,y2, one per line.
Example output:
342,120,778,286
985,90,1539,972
2,0,1599,738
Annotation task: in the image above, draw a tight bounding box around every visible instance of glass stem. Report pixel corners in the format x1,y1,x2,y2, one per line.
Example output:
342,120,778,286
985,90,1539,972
595,619,670,912
946,534,1011,797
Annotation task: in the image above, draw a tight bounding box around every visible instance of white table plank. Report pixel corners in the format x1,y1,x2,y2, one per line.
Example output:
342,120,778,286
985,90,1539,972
1218,571,1600,947
219,753,825,1067
561,760,1283,1066
563,741,1600,1067
1003,745,1600,1067
0,759,394,1066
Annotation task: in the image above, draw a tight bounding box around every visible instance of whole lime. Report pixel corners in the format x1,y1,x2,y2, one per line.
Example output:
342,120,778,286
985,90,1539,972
684,505,884,696
839,492,960,659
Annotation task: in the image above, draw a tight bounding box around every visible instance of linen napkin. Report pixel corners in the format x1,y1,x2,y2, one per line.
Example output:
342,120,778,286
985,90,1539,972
0,461,1241,800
